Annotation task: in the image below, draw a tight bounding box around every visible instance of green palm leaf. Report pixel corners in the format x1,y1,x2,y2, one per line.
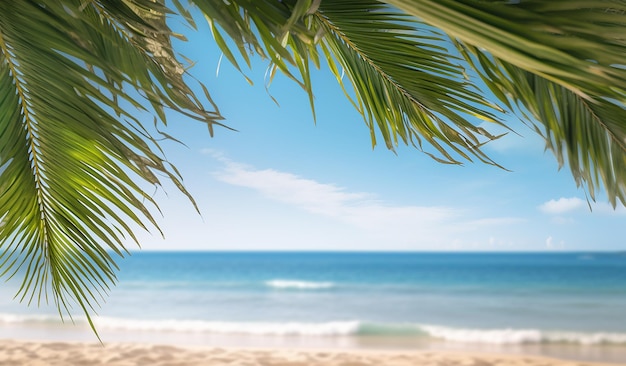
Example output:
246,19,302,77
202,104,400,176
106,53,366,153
192,0,321,90
382,0,626,204
313,0,505,164
199,0,506,164
457,44,626,207
387,0,626,101
0,0,221,335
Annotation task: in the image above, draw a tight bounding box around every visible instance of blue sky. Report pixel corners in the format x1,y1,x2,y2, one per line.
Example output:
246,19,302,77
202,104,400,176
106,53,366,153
130,14,625,252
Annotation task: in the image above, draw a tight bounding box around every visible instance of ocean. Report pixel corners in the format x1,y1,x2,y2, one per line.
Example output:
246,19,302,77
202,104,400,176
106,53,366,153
0,252,625,363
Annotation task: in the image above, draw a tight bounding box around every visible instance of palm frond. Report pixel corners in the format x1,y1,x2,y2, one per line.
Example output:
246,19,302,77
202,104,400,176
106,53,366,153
192,0,319,84
314,0,505,164
197,0,507,164
386,0,626,102
457,44,626,207
0,0,221,335
381,0,626,205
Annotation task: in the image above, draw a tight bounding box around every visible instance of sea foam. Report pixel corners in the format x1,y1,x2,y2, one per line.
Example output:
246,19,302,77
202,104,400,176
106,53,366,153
97,319,626,344
2,313,626,345
265,280,335,289
421,325,626,345
0,313,61,324
95,317,360,336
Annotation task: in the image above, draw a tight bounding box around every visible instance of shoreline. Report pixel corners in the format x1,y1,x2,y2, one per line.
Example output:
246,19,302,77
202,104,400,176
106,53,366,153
2,320,625,364
0,338,622,366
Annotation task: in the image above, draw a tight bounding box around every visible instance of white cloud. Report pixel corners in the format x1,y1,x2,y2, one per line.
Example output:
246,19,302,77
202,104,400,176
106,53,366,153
539,197,585,214
212,159,455,230
207,155,524,249
539,197,626,215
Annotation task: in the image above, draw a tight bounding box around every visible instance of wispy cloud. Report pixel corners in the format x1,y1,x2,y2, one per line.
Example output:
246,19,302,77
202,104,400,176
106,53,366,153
205,152,525,249
211,157,455,230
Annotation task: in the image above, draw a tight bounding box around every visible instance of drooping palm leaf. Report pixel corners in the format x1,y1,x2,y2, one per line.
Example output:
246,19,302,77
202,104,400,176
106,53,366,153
387,0,626,101
0,0,221,335
192,0,321,94
383,0,626,204
313,0,507,164
198,0,507,164
457,44,626,207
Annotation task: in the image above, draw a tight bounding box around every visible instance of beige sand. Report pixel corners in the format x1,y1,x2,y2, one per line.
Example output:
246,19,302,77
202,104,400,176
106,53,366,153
0,339,618,366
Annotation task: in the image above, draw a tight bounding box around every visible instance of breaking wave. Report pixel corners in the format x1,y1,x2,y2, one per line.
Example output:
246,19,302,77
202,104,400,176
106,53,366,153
264,280,335,290
1,313,625,345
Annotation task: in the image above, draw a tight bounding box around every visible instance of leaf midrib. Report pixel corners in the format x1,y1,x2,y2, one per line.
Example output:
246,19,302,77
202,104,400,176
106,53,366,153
0,30,52,249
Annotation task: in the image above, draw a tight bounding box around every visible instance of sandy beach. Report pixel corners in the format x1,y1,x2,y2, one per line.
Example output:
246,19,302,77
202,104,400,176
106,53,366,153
0,339,619,366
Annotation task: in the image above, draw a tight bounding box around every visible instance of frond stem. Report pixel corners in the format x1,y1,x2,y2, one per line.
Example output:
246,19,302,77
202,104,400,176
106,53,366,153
0,30,52,261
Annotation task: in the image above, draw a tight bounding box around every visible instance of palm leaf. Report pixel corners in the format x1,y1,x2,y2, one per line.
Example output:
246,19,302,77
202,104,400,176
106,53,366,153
0,0,221,335
313,0,507,164
197,0,507,164
386,0,626,102
193,0,320,89
381,0,626,205
457,44,626,207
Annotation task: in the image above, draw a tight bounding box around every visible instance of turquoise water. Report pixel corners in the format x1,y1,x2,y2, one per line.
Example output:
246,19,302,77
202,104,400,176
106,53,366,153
1,252,625,362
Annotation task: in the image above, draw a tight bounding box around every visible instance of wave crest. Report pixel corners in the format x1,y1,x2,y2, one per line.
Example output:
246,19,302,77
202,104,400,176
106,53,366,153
265,280,334,289
2,313,625,345
422,325,626,345
96,318,360,336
